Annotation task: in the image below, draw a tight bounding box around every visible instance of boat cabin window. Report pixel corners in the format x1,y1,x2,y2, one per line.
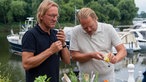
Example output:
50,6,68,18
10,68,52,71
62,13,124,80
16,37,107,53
133,32,138,38
143,20,146,24
140,31,146,39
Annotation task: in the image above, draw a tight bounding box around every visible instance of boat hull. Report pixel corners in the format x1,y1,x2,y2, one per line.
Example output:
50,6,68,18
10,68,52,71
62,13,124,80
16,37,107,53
7,17,36,55
139,42,146,52
8,42,22,54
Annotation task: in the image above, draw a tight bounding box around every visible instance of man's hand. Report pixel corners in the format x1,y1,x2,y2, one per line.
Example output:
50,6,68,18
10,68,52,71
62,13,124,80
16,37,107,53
93,52,104,60
104,53,117,64
56,29,66,46
49,41,63,54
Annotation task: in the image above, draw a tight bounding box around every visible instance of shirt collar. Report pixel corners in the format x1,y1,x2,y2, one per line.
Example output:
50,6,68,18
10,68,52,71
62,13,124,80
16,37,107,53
36,24,55,35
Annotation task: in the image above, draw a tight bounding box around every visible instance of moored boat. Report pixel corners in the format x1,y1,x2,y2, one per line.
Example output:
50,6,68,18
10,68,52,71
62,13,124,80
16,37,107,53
123,28,146,51
7,17,36,55
113,31,141,54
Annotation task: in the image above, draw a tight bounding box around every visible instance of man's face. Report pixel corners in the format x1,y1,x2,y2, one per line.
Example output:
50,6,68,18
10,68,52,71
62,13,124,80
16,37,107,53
42,6,59,29
80,16,97,35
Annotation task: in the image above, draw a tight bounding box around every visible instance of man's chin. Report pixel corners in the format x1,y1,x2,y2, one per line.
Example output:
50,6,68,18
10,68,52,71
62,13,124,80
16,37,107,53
50,25,55,28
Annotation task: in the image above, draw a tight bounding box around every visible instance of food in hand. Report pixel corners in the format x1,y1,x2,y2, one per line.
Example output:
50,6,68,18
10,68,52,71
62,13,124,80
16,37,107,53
104,55,110,62
83,73,89,82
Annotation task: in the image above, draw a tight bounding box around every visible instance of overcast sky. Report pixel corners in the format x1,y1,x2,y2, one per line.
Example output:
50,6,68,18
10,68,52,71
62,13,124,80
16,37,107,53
135,0,146,13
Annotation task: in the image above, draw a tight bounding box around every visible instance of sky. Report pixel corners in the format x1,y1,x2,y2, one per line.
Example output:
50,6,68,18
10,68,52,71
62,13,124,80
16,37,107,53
135,0,146,13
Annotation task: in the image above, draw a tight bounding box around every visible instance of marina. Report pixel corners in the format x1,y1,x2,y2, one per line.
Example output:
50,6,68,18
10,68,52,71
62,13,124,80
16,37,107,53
2,28,146,82
3,17,146,82
4,21,146,82
0,0,146,81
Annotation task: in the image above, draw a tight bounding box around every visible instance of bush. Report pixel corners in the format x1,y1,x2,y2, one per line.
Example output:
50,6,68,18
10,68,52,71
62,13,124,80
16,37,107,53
0,74,11,82
34,75,51,82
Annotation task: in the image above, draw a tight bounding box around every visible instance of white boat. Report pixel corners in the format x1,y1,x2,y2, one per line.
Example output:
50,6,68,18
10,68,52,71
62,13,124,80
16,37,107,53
119,32,141,51
7,17,36,54
113,31,141,54
133,18,143,24
123,28,146,51
132,18,146,29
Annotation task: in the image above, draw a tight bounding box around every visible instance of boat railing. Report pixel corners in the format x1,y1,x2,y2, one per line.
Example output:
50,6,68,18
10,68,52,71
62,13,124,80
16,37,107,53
118,32,141,50
20,17,36,32
25,17,36,28
119,32,137,43
10,29,14,35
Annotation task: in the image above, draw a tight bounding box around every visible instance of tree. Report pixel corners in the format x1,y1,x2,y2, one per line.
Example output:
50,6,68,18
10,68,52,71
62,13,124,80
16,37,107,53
0,0,139,26
0,0,11,24
31,0,42,18
108,0,120,6
0,0,27,24
59,0,84,25
104,3,120,25
9,0,27,22
139,11,146,18
117,0,138,25
86,1,108,22
86,0,120,25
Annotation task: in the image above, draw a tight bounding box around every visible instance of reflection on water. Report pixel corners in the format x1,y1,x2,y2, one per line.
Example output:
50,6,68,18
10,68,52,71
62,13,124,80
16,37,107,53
0,54,25,82
0,33,25,82
8,55,25,82
115,52,146,82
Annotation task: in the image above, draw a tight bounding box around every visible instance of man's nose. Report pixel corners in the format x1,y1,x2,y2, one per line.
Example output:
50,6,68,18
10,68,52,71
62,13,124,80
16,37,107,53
87,27,92,31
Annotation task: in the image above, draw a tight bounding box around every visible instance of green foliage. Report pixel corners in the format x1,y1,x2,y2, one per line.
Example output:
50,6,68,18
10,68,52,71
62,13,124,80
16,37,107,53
117,0,138,24
0,0,11,24
80,72,98,82
0,0,27,23
10,1,27,16
86,1,104,21
31,0,42,18
34,75,51,82
0,0,140,26
94,72,99,82
59,0,138,25
9,0,27,22
108,0,120,6
0,63,12,82
139,11,146,18
86,1,120,24
67,69,99,82
0,75,11,82
68,70,78,82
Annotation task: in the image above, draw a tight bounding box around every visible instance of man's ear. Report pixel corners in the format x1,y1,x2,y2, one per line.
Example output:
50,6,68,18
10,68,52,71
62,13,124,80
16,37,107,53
39,14,43,20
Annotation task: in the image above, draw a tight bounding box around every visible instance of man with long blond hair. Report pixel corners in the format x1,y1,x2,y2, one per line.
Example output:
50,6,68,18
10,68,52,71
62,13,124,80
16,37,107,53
22,0,70,82
70,7,127,82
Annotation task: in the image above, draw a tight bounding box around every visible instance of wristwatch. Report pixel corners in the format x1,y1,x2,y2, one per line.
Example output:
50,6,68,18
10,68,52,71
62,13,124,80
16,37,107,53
63,45,67,48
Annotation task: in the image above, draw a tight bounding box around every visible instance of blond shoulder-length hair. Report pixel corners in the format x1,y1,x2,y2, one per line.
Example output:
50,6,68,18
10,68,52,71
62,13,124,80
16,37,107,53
77,8,98,21
37,0,58,24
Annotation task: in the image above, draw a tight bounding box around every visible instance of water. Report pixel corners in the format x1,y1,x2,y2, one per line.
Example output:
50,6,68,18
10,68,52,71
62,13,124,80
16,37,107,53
0,31,25,82
0,31,146,82
115,52,146,82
